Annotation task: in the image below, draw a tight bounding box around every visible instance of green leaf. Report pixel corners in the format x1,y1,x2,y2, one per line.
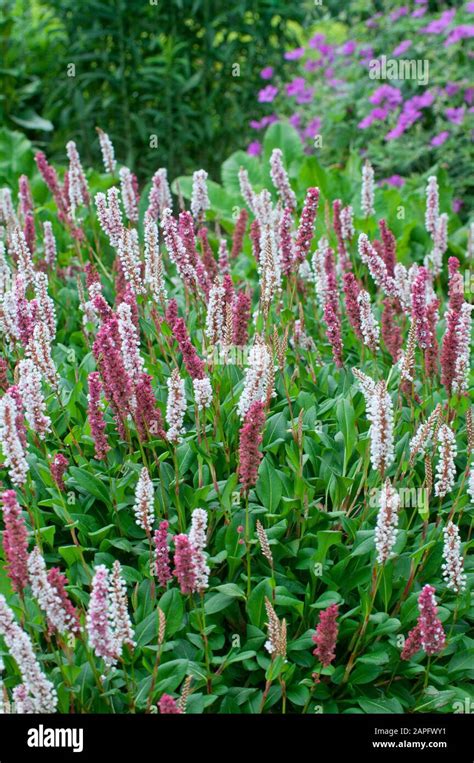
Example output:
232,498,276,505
414,690,456,712
263,412,288,449
314,531,342,564
358,696,404,714
88,525,115,544
204,593,235,614
256,458,282,512
221,150,263,196
154,659,189,695
215,584,246,599
298,156,329,198
68,466,110,504
158,589,185,637
263,122,303,174
352,531,375,557
287,684,310,706
350,663,382,685
447,648,474,673
373,617,401,636
265,654,285,681
312,591,342,609
214,650,257,666
10,110,53,131
247,579,272,628
58,546,84,567
336,397,356,472
39,525,55,548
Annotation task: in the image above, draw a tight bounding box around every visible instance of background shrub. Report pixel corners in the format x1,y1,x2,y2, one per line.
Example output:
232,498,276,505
1,0,307,178
245,1,474,213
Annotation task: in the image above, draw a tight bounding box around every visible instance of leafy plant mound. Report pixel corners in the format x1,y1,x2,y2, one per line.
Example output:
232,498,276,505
0,126,472,715
247,2,474,210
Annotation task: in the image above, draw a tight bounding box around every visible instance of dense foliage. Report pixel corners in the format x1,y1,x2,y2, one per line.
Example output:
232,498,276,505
247,1,474,212
0,123,472,714
0,0,307,179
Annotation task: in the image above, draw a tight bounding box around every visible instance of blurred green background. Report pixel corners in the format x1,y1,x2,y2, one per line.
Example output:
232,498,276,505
0,0,310,178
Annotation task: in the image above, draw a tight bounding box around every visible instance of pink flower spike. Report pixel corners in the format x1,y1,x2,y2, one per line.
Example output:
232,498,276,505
417,585,446,655
1,489,29,594
154,520,172,587
401,623,422,660
231,209,248,259
172,317,205,380
232,290,251,347
173,534,197,595
343,273,362,339
279,207,296,276
238,401,266,491
50,454,69,490
158,694,181,713
87,372,110,460
86,565,116,664
312,604,339,668
46,567,81,634
269,149,296,211
294,187,319,263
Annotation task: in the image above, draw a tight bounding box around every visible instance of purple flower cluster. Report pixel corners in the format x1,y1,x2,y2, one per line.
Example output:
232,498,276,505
286,77,314,105
420,9,456,35
385,91,434,141
258,85,278,103
248,1,473,166
359,85,402,129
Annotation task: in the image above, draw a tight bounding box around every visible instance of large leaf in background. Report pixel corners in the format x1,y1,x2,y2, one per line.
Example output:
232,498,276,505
263,121,304,176
298,155,330,200
0,128,35,186
221,150,263,197
10,110,53,132
171,176,239,220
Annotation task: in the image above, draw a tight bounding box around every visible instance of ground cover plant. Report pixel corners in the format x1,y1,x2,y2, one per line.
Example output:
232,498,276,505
247,0,474,211
0,122,472,715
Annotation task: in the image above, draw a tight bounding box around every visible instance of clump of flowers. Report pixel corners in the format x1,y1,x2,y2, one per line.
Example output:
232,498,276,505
86,563,135,666
28,547,79,637
0,594,57,712
402,584,446,660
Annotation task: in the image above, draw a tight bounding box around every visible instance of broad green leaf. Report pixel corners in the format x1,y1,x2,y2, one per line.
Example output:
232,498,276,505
256,458,282,512
68,466,110,504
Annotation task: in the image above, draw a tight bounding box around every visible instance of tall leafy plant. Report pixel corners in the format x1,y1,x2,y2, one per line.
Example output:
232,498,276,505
4,0,304,178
